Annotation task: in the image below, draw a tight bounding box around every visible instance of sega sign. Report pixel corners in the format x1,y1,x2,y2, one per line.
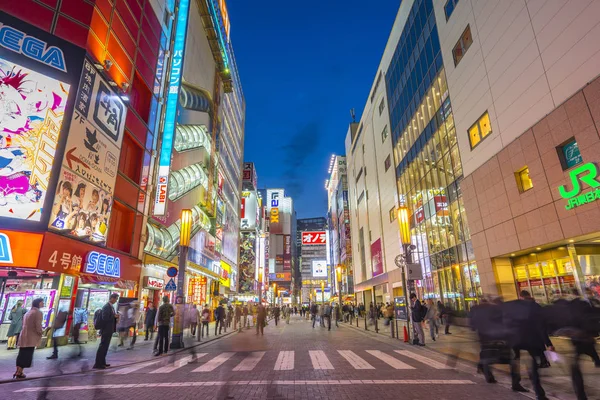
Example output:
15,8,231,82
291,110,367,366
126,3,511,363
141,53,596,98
0,23,67,72
84,251,121,278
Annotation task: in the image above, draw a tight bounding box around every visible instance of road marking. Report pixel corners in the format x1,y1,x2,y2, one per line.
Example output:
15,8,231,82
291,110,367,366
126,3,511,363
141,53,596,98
274,351,294,370
232,352,266,371
309,350,334,369
394,350,452,369
337,350,374,369
151,354,207,374
15,380,476,392
192,352,235,372
108,360,161,375
366,350,415,369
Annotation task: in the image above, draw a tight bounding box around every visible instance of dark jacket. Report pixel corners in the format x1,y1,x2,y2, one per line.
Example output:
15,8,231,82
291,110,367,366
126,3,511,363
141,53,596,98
101,302,117,334
257,305,267,320
411,299,425,323
215,305,226,321
144,307,157,326
469,302,504,342
502,299,546,351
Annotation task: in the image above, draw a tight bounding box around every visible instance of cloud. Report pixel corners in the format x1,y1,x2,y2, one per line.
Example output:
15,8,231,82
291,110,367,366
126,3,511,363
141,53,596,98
279,121,321,198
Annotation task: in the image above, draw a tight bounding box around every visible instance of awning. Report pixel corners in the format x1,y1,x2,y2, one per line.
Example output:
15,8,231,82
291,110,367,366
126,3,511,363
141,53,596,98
353,272,389,293
79,274,136,290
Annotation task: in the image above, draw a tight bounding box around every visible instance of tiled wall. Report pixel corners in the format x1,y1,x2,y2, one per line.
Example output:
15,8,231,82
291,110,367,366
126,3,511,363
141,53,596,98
461,75,600,294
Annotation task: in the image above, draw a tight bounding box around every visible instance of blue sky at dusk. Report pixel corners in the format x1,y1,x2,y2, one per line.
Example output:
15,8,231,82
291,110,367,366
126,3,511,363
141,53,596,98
228,1,399,218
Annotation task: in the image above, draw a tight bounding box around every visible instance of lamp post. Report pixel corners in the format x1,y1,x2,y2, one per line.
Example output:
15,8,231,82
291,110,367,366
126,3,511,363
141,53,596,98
396,205,413,342
171,209,192,349
336,265,343,306
320,281,325,306
258,267,263,301
272,283,277,308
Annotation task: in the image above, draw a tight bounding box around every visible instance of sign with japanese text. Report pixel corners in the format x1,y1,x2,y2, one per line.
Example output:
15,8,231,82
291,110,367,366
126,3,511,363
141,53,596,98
242,162,257,188
283,235,291,271
0,230,43,268
47,167,113,245
240,191,257,231
371,239,383,277
302,231,327,245
154,0,190,216
266,189,283,234
558,162,600,210
269,272,291,281
220,260,231,286
143,276,165,290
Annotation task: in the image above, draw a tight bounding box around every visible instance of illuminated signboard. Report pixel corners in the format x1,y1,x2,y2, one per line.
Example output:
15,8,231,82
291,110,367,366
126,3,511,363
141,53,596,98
0,233,13,263
240,191,257,230
267,189,284,234
84,250,121,278
302,231,327,245
558,162,600,210
0,23,67,72
154,0,190,216
312,260,327,278
143,276,165,290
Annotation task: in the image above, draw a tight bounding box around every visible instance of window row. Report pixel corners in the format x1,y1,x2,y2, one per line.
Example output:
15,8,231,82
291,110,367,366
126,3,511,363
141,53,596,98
168,163,208,201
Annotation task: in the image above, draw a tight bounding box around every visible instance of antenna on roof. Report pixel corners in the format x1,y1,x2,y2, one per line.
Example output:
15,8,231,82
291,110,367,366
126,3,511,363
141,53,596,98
350,108,356,122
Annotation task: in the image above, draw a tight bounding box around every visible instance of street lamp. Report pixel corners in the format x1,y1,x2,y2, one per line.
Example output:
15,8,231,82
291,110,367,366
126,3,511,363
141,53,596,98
336,265,342,307
258,267,263,300
272,283,277,308
397,205,413,342
320,281,325,306
172,209,192,349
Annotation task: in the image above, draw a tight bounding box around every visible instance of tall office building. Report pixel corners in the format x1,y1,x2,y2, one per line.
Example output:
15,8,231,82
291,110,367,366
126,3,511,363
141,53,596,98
297,217,328,304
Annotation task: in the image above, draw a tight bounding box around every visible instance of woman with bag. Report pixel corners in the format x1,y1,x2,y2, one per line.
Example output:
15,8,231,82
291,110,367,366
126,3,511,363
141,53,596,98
7,300,26,350
14,298,44,379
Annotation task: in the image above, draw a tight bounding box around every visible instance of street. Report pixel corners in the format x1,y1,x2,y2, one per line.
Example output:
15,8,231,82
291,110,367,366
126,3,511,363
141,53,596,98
0,315,536,400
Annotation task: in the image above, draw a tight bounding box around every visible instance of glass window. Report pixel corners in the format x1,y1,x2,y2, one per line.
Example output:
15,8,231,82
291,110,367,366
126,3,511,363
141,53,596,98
557,138,583,170
389,207,397,223
384,155,392,172
515,166,534,193
444,0,459,20
379,98,385,115
468,111,492,149
453,25,473,66
381,125,389,142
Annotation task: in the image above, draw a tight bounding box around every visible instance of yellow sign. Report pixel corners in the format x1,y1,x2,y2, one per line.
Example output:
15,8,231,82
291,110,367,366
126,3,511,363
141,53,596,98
270,208,279,223
220,260,231,286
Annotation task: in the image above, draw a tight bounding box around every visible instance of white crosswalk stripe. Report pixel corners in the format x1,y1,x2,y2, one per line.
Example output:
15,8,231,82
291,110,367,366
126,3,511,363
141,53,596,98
192,352,236,372
274,351,294,370
233,352,266,371
151,354,207,374
309,350,334,369
366,350,415,369
394,350,451,369
108,360,161,375
337,350,374,369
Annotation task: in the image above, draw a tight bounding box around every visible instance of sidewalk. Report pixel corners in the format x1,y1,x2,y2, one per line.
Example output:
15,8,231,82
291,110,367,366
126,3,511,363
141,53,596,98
0,321,247,383
342,317,600,400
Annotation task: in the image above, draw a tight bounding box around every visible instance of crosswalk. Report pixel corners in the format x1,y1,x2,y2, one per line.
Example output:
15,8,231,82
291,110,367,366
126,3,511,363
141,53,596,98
107,348,450,375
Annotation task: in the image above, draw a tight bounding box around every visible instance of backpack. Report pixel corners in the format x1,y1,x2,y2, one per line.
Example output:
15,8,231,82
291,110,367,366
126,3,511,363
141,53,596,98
93,309,104,330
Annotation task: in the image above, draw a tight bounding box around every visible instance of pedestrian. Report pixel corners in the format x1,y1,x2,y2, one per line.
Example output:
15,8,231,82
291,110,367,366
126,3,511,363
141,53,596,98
242,303,249,328
256,304,266,335
72,307,86,356
438,301,452,334
187,304,199,337
215,303,226,335
126,301,140,349
13,298,44,379
323,303,332,330
6,300,26,350
409,293,426,346
144,302,157,341
310,303,318,328
234,304,242,331
226,305,233,328
334,303,340,327
155,296,174,356
201,304,210,337
424,299,439,341
93,293,119,369
47,308,68,359
273,305,281,326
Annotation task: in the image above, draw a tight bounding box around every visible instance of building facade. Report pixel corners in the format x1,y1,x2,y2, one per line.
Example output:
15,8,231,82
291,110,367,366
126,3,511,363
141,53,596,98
297,217,328,304
436,0,600,302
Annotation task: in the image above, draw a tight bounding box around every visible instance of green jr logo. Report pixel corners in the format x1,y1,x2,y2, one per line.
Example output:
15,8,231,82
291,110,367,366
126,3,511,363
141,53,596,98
558,163,600,210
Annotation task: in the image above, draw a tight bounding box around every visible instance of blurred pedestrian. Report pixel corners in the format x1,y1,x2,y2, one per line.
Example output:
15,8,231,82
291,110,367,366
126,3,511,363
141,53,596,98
310,303,318,328
410,293,426,346
201,304,211,337
273,305,281,326
93,293,119,369
424,299,439,341
215,303,226,335
438,301,452,334
234,303,242,331
47,308,68,359
187,304,199,337
226,305,233,328
256,304,266,335
144,302,157,341
155,296,174,356
242,303,249,328
7,300,26,350
13,298,44,379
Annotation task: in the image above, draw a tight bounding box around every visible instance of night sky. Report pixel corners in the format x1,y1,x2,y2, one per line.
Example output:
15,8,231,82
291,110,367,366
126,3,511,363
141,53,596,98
228,1,399,218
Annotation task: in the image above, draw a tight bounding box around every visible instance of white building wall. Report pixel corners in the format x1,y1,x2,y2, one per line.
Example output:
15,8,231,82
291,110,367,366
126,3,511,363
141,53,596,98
183,0,216,91
435,0,600,178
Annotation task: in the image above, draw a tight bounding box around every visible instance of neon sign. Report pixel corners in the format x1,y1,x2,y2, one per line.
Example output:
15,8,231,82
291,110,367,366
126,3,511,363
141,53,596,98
0,24,67,72
0,233,13,263
558,163,600,210
84,251,121,278
154,0,190,215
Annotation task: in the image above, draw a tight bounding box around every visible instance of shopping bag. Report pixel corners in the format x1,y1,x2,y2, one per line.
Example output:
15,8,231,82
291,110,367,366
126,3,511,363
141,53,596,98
544,350,563,364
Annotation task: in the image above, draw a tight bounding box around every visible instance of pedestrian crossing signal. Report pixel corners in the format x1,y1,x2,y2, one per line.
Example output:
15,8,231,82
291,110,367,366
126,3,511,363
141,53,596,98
165,278,177,291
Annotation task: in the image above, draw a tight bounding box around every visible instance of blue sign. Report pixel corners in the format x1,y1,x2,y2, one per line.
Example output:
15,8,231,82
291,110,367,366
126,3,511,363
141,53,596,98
0,233,13,263
167,266,178,277
84,251,121,278
0,24,67,72
165,278,177,291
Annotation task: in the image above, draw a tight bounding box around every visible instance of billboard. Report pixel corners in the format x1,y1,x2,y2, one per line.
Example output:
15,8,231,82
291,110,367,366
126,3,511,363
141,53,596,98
302,231,326,245
266,189,284,234
283,234,291,271
0,13,85,227
240,190,257,231
238,232,256,294
371,239,384,277
312,260,327,278
242,162,257,188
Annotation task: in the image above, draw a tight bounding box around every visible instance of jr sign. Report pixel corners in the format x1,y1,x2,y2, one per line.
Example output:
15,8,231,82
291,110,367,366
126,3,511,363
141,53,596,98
558,163,600,210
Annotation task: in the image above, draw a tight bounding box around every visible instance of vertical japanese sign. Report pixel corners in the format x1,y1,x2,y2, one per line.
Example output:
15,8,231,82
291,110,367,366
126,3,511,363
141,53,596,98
371,239,383,277
154,0,190,216
283,234,291,271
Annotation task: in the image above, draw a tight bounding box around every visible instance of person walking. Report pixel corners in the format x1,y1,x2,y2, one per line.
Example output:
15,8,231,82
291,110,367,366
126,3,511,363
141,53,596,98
187,304,199,338
144,302,157,341
310,303,318,328
7,300,26,350
226,305,233,329
242,303,249,329
424,299,439,341
409,293,426,346
438,301,452,334
155,296,174,356
234,304,242,331
215,303,226,335
13,298,44,379
47,308,68,359
273,305,281,326
94,293,119,369
323,303,332,331
200,304,210,338
256,304,266,335
126,301,140,349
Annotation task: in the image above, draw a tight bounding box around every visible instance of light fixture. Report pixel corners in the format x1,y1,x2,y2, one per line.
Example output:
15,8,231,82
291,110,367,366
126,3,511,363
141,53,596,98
536,247,541,251
121,82,130,92
397,206,411,245
569,239,574,243
510,253,515,256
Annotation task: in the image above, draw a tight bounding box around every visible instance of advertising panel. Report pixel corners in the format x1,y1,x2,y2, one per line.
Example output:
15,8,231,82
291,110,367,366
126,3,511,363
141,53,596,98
238,232,256,294
283,234,291,271
266,189,283,234
47,167,113,244
0,12,85,228
240,190,257,231
143,276,165,290
0,229,44,268
242,162,256,188
269,272,291,281
312,260,327,278
302,231,326,245
154,0,190,216
371,239,384,277
220,260,231,287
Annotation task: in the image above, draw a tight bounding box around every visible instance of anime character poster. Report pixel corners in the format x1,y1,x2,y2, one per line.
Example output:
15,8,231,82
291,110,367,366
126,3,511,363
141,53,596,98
0,59,70,221
48,167,112,245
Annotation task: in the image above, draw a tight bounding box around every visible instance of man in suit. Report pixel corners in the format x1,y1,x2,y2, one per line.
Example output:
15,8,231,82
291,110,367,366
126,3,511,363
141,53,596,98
94,293,119,369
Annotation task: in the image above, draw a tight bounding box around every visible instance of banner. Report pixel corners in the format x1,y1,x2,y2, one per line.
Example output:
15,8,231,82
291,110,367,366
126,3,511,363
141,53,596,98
238,232,256,293
371,239,384,277
283,234,291,271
